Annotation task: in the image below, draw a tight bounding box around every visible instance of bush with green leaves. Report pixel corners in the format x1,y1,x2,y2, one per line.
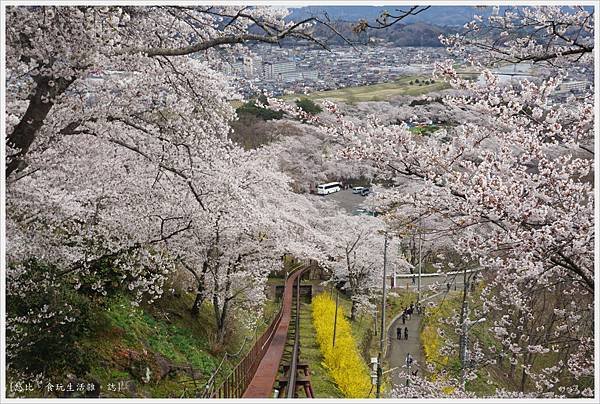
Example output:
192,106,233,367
6,261,95,380
295,97,322,115
236,94,284,121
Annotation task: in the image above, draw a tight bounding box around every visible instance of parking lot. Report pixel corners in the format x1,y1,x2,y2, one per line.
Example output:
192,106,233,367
317,188,374,214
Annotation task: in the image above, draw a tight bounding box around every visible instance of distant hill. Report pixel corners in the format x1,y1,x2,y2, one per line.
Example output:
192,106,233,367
288,6,490,27
286,5,490,47
300,19,452,47
287,5,593,48
383,22,448,47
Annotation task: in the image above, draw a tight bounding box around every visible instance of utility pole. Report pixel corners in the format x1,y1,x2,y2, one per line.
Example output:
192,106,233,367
459,300,468,389
376,232,388,398
374,310,378,336
417,226,423,302
459,266,470,390
333,288,339,347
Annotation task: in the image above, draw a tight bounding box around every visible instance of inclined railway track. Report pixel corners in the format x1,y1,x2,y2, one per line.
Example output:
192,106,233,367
204,262,314,398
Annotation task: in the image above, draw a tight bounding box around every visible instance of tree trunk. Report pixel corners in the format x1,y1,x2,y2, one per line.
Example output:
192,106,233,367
7,74,75,177
212,293,224,343
217,299,229,344
190,261,209,316
212,295,230,345
520,352,531,392
214,262,233,345
520,365,528,392
350,299,358,321
509,354,516,380
191,289,204,316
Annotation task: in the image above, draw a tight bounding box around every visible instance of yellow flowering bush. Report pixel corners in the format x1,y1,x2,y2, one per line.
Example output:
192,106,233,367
421,297,467,393
421,323,448,370
312,293,372,398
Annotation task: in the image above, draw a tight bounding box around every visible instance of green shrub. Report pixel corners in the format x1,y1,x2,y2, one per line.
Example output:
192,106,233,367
236,95,283,121
6,261,95,379
295,97,322,115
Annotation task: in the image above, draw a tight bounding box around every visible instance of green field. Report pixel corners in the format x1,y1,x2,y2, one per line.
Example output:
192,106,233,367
285,76,450,103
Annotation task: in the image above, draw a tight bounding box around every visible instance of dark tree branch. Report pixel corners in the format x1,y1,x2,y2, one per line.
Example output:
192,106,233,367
6,74,76,177
353,6,431,32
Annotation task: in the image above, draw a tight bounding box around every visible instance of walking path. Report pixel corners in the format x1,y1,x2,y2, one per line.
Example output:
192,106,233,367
385,274,469,393
386,310,423,390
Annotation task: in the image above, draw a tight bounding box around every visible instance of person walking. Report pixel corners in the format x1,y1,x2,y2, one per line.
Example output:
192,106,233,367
405,353,413,387
401,312,406,325
412,274,416,284
397,327,402,340
404,327,408,340
406,353,413,367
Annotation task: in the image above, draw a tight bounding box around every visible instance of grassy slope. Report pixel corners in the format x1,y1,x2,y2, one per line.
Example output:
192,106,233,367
284,76,450,103
298,302,343,398
420,289,513,396
78,292,274,398
79,293,220,397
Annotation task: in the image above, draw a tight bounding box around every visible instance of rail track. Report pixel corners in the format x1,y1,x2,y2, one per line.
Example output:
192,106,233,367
204,262,314,398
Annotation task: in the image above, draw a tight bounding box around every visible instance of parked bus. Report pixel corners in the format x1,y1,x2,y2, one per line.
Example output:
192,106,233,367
317,182,342,195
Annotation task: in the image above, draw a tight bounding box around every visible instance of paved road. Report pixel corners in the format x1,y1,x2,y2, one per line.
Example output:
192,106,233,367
387,309,423,390
317,189,372,214
385,271,476,394
392,271,470,296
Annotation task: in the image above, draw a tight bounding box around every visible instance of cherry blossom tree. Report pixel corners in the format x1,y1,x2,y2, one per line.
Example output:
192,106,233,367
442,5,594,66
306,5,595,398
320,214,404,320
5,5,304,289
169,145,328,343
4,5,338,379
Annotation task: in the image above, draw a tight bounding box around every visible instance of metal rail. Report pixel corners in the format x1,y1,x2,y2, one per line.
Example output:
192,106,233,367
202,306,283,398
286,275,302,398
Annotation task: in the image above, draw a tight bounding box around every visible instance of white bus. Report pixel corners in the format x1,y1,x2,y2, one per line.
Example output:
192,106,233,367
317,182,342,195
